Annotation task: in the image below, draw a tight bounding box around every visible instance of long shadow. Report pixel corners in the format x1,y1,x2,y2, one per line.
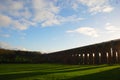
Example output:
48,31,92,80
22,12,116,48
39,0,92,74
53,65,108,74
0,65,108,80
0,64,71,73
64,67,120,80
0,65,87,74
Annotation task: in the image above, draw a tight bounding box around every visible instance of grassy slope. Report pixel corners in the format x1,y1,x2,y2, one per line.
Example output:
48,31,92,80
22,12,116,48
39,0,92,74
0,64,120,80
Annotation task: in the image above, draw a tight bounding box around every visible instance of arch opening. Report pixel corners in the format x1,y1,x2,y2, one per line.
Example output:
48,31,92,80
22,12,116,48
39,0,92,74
93,53,95,64
99,53,101,64
116,51,118,63
83,54,85,64
87,53,89,64
106,52,109,63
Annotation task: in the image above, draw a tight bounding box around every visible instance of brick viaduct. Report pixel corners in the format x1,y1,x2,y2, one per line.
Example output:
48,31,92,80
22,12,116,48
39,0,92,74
44,39,120,64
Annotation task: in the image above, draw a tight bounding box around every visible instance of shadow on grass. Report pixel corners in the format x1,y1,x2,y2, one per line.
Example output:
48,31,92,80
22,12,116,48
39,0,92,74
64,67,120,80
0,65,108,80
53,65,108,74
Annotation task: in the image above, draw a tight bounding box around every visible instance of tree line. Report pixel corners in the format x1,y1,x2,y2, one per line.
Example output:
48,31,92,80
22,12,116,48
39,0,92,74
0,48,47,63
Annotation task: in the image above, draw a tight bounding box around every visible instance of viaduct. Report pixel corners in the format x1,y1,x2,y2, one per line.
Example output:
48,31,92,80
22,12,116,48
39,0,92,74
44,39,120,64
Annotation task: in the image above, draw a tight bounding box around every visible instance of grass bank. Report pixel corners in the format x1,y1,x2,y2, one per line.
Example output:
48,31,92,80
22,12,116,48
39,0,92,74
0,64,120,80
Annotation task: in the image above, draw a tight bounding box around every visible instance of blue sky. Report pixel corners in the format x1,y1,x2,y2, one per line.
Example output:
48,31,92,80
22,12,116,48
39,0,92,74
0,0,120,53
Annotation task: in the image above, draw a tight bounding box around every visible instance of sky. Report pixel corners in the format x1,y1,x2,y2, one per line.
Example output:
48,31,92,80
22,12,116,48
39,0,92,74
0,0,120,53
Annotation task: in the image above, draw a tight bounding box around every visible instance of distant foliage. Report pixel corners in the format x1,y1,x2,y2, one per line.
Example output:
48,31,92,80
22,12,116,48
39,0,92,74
0,48,46,63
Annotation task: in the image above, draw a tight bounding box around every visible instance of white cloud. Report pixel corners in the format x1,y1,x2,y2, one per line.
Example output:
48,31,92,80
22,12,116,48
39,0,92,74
67,27,98,37
0,14,12,27
33,0,84,27
1,0,111,30
105,23,120,32
0,0,84,29
0,34,10,38
41,18,60,27
72,2,79,10
15,46,28,51
102,6,113,12
33,0,60,27
33,0,59,13
12,20,28,30
34,10,60,27
0,42,12,49
0,14,29,30
59,15,84,22
3,2,31,23
9,1,24,11
90,5,113,13
0,0,32,30
77,0,114,13
0,0,25,17
0,41,27,51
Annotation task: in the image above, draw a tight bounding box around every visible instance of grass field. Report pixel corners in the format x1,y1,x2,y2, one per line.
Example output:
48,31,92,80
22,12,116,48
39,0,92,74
0,64,120,80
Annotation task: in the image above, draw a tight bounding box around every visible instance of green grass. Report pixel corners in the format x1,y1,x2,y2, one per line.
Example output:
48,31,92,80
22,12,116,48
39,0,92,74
0,64,120,80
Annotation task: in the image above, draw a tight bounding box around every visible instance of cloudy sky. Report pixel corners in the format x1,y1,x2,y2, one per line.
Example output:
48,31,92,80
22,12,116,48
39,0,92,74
0,0,120,52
